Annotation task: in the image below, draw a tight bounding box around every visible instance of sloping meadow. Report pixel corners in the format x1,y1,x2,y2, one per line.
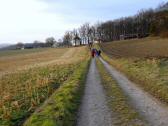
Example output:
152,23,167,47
100,38,168,105
24,57,90,126
0,46,90,126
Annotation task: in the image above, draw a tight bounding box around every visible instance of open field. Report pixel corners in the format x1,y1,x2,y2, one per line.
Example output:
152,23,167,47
0,46,90,126
100,37,168,58
0,48,49,57
0,47,80,76
24,59,90,126
100,37,168,104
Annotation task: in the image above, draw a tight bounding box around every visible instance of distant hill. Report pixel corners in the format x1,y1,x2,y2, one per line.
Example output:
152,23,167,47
157,2,168,12
0,44,17,51
0,42,49,51
0,43,11,49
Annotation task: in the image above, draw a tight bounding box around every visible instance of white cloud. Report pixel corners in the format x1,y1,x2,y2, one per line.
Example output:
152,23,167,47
0,0,167,44
0,0,79,43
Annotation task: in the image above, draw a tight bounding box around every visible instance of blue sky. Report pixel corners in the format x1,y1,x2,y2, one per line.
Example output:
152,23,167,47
0,0,167,44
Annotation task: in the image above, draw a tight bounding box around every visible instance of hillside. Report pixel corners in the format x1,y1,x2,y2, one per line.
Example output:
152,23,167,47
100,37,168,58
100,38,168,117
0,44,10,49
0,47,90,75
0,46,90,126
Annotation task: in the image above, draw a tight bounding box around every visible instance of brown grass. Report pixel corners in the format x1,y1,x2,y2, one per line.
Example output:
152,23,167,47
99,38,168,106
100,37,168,58
96,59,147,126
0,46,89,126
0,47,84,76
160,31,168,38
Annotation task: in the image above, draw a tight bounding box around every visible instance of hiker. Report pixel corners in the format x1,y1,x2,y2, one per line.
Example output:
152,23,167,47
91,49,95,58
98,50,101,56
95,49,99,57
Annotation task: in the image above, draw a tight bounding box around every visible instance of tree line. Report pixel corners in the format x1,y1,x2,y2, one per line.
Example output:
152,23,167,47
14,2,168,49
62,2,168,45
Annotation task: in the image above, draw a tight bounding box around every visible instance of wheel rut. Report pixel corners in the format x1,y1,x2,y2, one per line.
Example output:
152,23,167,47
77,58,113,126
99,57,168,126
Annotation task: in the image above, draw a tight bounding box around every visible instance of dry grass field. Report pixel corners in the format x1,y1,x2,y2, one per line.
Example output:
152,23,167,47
0,46,90,126
100,37,168,106
0,48,79,76
100,37,168,58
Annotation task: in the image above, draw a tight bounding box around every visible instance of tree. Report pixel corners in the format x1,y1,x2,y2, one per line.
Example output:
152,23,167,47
63,31,72,47
33,40,45,48
65,2,167,43
79,24,87,44
71,29,78,46
84,23,92,44
78,23,92,44
16,42,24,49
45,37,56,47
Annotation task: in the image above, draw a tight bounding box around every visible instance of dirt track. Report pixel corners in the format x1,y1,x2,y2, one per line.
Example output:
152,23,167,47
99,57,168,126
77,57,168,126
77,59,113,126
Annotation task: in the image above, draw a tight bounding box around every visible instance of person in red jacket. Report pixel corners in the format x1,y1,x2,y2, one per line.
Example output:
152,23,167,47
91,49,95,58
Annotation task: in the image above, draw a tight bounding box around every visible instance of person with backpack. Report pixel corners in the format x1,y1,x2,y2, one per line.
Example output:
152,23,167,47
91,48,95,58
98,50,101,56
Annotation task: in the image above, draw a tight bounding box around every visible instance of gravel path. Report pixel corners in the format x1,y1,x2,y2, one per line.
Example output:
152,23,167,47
77,58,113,126
100,57,168,126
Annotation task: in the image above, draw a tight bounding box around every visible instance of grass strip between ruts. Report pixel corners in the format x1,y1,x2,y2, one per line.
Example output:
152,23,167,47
101,51,168,105
96,58,147,126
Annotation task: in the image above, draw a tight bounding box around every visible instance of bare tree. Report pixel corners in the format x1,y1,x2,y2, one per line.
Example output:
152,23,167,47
63,31,72,47
79,25,87,45
66,2,167,42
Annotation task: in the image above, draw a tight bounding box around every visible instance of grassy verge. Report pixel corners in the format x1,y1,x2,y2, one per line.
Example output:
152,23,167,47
0,46,90,126
0,63,78,126
101,51,168,104
96,59,147,126
23,59,90,126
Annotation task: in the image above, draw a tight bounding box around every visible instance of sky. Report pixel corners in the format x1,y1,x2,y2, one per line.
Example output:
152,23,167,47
0,0,167,44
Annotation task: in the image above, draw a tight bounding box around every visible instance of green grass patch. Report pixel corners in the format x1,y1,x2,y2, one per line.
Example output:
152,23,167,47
96,59,147,126
23,59,90,126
